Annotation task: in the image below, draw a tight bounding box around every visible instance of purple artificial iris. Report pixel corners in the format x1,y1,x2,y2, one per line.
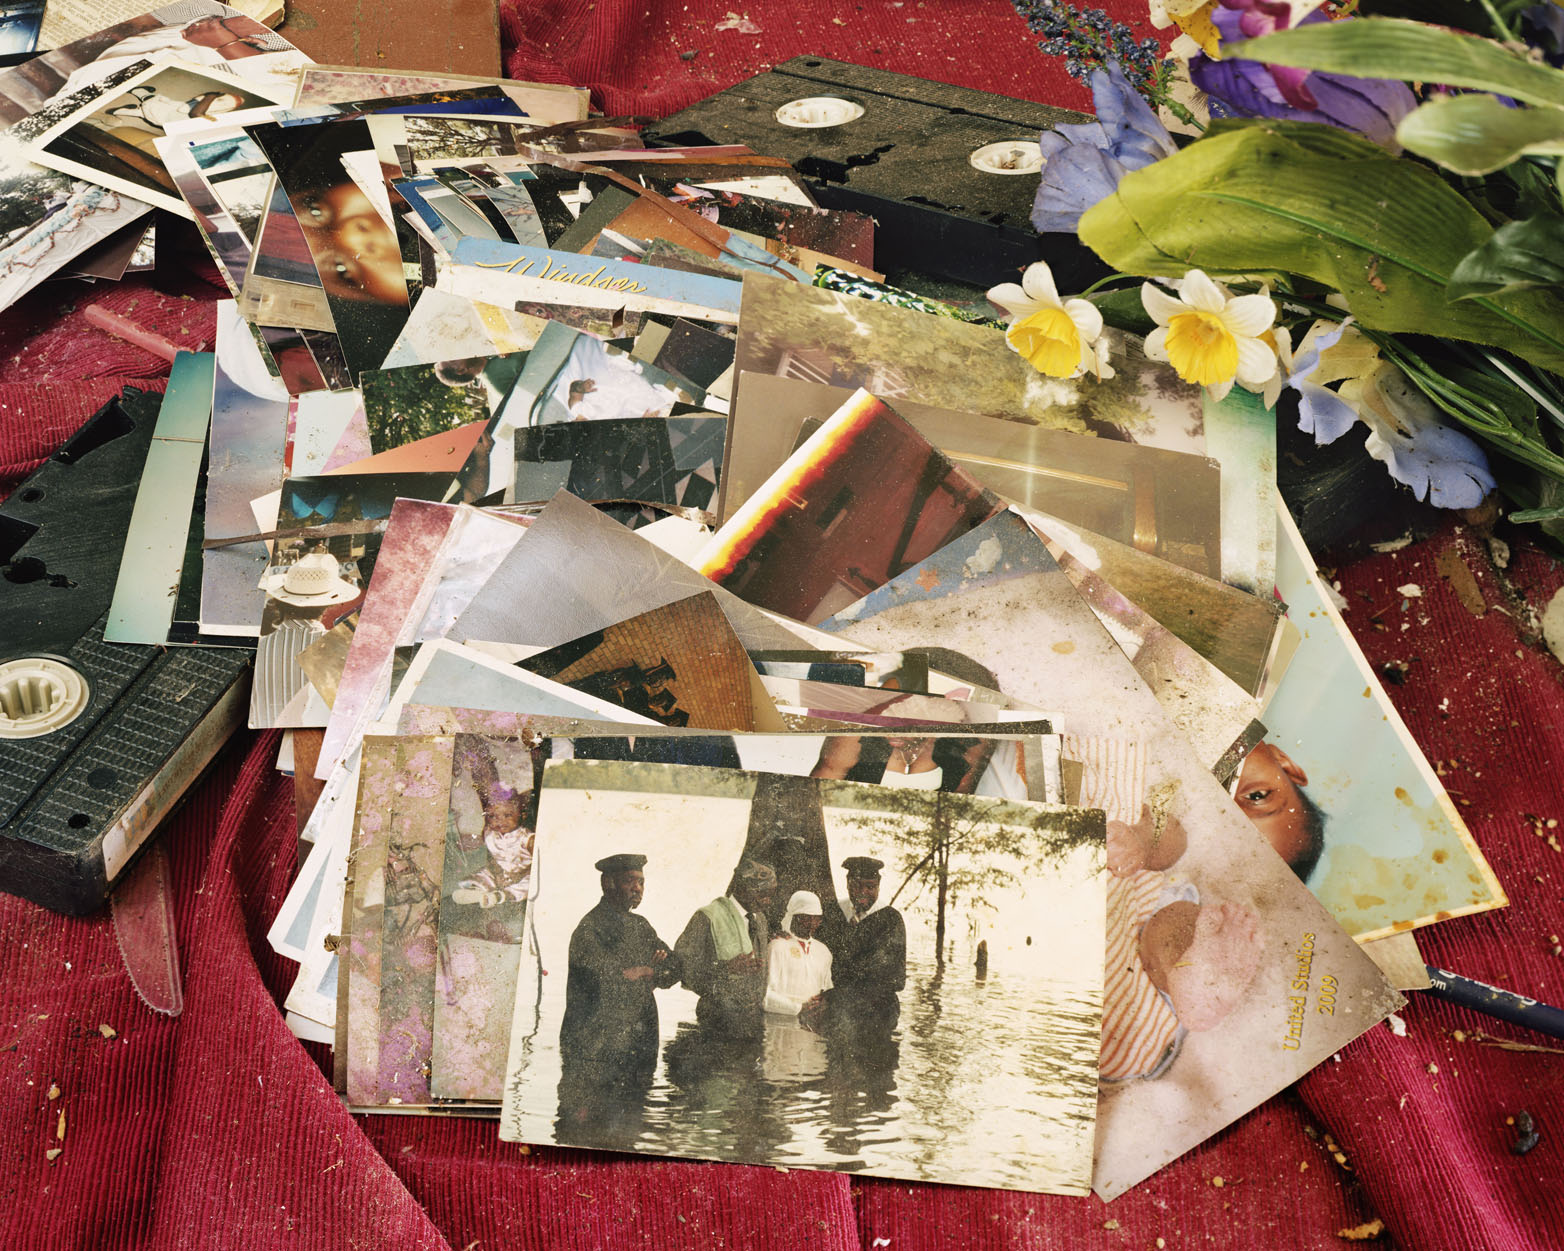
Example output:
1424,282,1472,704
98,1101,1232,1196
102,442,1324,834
1031,60,1177,233
1189,4,1416,148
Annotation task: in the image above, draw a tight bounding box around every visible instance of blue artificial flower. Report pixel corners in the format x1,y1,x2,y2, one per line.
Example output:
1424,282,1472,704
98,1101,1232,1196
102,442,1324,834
1030,60,1177,233
1270,320,1362,442
1287,323,1495,508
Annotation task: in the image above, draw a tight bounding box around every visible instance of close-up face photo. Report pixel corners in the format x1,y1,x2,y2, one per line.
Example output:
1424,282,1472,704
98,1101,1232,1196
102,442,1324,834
297,180,407,303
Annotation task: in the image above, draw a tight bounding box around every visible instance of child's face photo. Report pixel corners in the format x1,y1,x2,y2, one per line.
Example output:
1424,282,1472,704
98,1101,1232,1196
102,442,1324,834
1233,742,1310,865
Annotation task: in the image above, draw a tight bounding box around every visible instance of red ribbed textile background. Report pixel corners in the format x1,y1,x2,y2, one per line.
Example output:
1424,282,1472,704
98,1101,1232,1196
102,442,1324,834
1,3,1560,1247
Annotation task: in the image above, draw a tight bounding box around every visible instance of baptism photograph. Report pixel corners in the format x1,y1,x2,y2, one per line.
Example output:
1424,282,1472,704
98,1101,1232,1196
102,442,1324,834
499,760,1107,1195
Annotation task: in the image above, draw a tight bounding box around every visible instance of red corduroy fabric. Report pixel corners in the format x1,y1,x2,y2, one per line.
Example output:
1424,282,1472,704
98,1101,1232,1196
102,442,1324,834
1,3,1560,1247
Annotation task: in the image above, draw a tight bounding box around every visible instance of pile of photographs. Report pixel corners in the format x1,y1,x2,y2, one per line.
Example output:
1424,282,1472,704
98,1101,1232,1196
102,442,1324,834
59,2,1505,1202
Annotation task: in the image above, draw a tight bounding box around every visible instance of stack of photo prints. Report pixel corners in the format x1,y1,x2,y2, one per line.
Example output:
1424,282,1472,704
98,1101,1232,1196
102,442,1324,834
42,1,1506,1202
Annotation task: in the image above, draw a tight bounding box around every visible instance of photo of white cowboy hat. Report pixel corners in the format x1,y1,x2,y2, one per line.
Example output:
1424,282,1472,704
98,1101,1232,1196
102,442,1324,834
259,550,361,607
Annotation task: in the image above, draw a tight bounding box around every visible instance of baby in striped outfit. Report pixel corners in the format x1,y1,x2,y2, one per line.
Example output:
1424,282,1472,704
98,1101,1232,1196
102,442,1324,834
1100,797,1265,1081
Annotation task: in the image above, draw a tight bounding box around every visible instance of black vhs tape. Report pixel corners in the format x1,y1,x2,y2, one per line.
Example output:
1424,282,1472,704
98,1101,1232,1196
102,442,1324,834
0,391,252,916
644,56,1104,293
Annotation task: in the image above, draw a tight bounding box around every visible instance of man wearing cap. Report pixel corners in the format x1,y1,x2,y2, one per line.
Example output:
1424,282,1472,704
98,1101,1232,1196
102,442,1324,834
673,859,776,1039
825,856,907,1025
559,854,680,1078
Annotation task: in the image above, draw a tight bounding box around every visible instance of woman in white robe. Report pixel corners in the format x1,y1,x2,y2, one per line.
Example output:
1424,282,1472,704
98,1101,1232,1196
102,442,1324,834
763,890,832,1018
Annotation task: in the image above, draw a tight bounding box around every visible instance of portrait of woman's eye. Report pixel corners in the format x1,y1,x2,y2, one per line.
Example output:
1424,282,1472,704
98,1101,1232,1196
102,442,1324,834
303,195,332,225
1242,787,1272,805
331,257,363,291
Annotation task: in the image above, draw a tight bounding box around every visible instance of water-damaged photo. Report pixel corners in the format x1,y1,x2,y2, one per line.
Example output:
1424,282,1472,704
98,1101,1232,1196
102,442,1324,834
499,760,1106,1195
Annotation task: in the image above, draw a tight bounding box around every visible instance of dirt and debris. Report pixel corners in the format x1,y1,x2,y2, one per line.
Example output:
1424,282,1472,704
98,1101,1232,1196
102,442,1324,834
1336,1219,1386,1241
1434,545,1487,617
1506,1110,1541,1155
715,11,761,33
99,1023,117,1039
1379,659,1411,685
1306,1125,1353,1171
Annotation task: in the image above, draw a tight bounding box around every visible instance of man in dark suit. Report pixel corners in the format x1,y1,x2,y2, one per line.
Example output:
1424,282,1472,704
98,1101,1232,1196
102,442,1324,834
559,853,681,1078
823,856,906,1027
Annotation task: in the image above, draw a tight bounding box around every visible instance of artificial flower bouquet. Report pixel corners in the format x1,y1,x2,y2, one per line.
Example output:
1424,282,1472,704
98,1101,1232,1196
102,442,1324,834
1004,0,1564,533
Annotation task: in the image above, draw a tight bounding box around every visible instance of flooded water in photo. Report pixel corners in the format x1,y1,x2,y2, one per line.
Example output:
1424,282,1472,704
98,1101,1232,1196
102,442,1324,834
512,949,1101,1192
502,765,1107,1194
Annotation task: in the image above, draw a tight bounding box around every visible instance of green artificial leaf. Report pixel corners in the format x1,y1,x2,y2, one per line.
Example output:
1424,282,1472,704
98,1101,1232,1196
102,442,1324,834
1397,94,1564,174
1231,18,1564,109
1076,120,1564,375
1373,333,1564,479
1432,358,1544,442
1084,286,1154,336
1449,214,1564,300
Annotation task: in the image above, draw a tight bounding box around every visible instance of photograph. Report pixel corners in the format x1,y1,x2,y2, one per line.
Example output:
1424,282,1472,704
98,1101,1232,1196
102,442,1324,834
0,1,43,59
295,67,588,125
517,592,760,732
697,389,1002,624
506,319,704,428
722,372,1224,579
1027,511,1285,698
443,237,743,325
0,2,300,310
804,508,1404,1198
381,287,550,369
316,501,531,775
201,302,289,638
388,639,670,730
247,114,412,375
13,5,299,114
386,701,1055,804
430,734,551,1101
1227,505,1506,940
28,57,292,217
248,471,458,728
394,173,508,250
339,723,1061,1112
187,129,272,242
1040,540,1263,775
734,278,1208,452
155,128,250,291
499,760,1107,1194
360,351,527,453
641,177,876,268
446,489,820,657
511,414,725,522
649,318,736,393
430,164,546,247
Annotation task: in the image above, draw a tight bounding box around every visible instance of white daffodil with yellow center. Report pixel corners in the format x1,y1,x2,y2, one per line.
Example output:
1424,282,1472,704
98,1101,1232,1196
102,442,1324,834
988,261,1113,381
1141,269,1279,401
